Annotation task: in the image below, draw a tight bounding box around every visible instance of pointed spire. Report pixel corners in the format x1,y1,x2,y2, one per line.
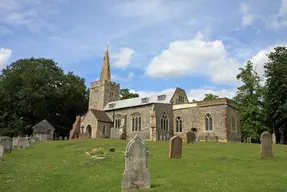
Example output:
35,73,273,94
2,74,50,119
99,42,111,83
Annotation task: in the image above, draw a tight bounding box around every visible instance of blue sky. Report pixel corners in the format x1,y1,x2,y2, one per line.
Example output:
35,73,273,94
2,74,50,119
0,0,287,100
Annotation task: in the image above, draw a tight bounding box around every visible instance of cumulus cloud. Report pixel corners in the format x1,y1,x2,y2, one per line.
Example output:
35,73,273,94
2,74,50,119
145,32,241,85
111,72,135,81
112,48,135,68
239,2,254,26
0,48,12,69
130,87,236,101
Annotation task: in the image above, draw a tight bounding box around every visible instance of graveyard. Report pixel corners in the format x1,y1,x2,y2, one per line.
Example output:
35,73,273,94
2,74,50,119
1,138,287,192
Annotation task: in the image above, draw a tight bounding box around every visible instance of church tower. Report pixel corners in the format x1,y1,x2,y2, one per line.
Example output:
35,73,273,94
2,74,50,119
89,44,120,110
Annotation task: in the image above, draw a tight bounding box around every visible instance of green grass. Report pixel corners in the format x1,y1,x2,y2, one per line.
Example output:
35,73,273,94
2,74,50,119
1,139,287,192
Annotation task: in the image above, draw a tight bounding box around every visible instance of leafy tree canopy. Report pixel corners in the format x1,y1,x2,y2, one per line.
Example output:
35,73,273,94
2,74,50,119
120,88,139,100
0,58,88,137
203,93,219,101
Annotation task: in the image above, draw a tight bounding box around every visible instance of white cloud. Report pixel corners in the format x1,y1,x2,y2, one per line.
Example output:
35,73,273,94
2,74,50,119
145,32,241,85
130,87,236,101
0,48,12,69
112,47,135,68
239,2,254,26
278,0,287,17
111,72,134,81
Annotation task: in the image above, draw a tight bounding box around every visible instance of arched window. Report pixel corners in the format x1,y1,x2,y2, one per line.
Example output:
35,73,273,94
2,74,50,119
132,113,142,131
115,115,122,129
176,116,182,132
160,111,169,130
103,125,106,134
205,114,213,131
86,125,92,138
110,91,114,99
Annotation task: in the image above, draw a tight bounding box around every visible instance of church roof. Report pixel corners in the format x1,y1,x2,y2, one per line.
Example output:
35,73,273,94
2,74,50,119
32,119,55,130
103,89,176,111
90,109,112,122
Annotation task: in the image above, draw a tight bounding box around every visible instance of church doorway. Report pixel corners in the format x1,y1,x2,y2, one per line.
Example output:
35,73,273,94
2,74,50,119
86,125,92,138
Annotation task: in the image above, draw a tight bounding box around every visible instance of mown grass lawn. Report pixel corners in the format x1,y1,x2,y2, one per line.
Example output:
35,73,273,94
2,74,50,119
1,139,287,192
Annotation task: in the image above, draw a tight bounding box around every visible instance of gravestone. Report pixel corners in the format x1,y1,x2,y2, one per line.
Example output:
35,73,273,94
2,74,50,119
0,144,4,160
0,136,12,153
272,133,276,144
186,131,196,144
18,137,30,149
169,135,182,159
12,136,20,147
122,135,150,191
260,131,273,158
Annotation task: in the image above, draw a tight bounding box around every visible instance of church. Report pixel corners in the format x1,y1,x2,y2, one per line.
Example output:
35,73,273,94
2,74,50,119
69,45,241,142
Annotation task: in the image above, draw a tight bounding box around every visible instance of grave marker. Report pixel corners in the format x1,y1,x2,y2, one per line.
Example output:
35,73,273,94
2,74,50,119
260,131,273,158
169,135,182,159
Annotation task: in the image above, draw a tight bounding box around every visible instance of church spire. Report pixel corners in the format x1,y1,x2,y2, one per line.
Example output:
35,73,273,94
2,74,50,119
99,42,111,83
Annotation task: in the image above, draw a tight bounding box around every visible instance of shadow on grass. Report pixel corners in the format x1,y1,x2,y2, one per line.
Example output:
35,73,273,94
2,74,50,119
151,184,161,188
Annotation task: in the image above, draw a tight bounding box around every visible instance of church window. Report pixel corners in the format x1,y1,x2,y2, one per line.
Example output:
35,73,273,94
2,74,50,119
132,113,142,131
157,94,166,101
103,125,106,134
142,97,149,103
110,91,114,99
176,116,182,132
205,114,213,131
178,95,184,102
115,115,122,129
160,111,169,130
109,103,115,108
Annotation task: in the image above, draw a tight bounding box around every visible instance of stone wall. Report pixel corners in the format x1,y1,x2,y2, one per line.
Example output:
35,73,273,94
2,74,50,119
89,80,120,110
81,110,98,138
154,103,173,140
226,102,241,142
106,104,154,140
173,103,227,142
97,121,112,138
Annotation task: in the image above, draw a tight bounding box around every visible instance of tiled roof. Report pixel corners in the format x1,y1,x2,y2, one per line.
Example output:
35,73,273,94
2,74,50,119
90,109,112,122
103,89,176,111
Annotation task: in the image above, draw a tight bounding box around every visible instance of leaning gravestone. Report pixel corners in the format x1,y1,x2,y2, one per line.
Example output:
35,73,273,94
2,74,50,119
0,144,4,161
186,131,196,144
0,136,12,153
122,135,150,191
260,131,273,158
169,135,182,159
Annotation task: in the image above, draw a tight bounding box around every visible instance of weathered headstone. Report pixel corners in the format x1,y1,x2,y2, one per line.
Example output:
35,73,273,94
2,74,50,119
186,131,196,144
18,137,30,149
169,135,182,159
122,135,150,191
260,131,273,158
0,144,4,160
12,136,20,147
272,133,276,144
0,136,12,153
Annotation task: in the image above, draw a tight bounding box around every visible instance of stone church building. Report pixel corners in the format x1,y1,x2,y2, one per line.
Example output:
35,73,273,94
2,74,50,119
70,46,241,142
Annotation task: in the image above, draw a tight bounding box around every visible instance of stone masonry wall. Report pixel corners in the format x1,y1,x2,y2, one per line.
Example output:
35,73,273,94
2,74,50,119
106,104,154,140
97,121,112,138
173,104,228,142
170,88,189,105
226,105,241,142
89,80,120,110
81,110,98,138
154,103,173,140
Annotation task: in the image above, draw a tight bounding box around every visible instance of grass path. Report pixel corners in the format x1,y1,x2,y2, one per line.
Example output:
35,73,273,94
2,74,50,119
1,139,287,192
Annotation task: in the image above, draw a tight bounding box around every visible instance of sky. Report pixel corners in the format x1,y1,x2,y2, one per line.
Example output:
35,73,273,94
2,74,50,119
0,0,287,101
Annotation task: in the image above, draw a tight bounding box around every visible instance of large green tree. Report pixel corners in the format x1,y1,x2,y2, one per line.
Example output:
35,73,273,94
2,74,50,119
120,88,139,100
203,93,219,101
234,60,266,142
263,47,287,144
0,58,88,138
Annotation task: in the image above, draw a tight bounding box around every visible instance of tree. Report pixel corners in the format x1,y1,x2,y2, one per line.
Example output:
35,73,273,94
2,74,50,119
203,93,219,101
0,58,88,137
263,47,287,144
120,88,139,100
233,60,266,142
